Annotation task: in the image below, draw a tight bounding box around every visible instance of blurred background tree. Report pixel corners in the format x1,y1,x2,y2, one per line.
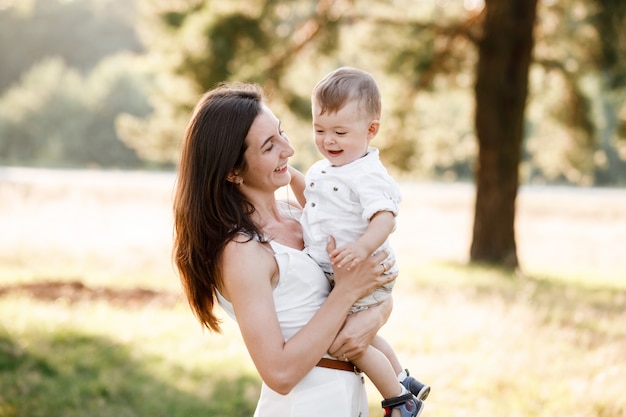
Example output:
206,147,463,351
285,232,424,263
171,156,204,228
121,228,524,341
2,0,624,179
0,0,156,168
470,0,537,267
0,0,624,267
0,55,152,168
0,0,143,92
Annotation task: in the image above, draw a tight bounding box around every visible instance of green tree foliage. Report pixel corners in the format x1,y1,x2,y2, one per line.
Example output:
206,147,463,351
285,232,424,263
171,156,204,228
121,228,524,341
528,0,626,185
121,0,621,183
126,0,626,185
3,0,622,183
591,0,626,89
120,0,345,164
0,54,153,168
0,0,142,94
357,4,482,175
0,0,159,169
589,0,626,183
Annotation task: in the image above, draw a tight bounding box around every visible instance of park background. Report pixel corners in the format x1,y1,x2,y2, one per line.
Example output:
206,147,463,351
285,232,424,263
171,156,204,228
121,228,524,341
1,0,625,416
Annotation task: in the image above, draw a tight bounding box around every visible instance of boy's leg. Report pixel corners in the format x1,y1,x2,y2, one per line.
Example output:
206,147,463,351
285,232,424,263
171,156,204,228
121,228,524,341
352,344,403,399
371,334,403,374
371,334,431,401
352,345,424,417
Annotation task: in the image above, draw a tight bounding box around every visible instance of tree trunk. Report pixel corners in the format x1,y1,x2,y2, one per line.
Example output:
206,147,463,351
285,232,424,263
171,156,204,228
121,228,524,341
470,0,538,269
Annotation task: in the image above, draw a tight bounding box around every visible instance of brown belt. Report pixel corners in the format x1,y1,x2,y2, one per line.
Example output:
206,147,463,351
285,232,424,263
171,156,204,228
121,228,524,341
316,357,362,374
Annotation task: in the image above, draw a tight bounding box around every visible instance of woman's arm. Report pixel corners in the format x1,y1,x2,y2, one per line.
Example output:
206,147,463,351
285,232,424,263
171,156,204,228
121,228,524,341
328,296,393,360
221,237,391,395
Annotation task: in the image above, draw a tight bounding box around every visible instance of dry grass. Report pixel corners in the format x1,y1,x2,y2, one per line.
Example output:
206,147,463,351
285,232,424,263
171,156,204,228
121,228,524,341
1,167,625,417
0,168,176,290
390,182,626,285
380,264,626,417
2,167,625,288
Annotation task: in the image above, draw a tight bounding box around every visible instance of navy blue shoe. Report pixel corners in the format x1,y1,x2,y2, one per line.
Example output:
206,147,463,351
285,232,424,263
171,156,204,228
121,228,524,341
382,393,424,417
401,369,431,401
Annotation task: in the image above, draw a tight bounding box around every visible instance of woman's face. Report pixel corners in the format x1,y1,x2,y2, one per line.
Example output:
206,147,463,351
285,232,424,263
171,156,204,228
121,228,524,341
239,105,295,194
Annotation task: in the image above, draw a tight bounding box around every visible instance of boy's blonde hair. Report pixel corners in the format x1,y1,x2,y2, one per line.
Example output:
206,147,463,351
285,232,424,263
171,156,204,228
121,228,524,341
312,67,381,119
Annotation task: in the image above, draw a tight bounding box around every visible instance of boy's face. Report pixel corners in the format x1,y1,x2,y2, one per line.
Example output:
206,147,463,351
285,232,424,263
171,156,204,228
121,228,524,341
312,98,379,167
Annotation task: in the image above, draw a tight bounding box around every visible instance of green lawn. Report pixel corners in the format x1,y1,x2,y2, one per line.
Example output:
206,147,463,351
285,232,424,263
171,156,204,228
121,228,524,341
1,262,624,417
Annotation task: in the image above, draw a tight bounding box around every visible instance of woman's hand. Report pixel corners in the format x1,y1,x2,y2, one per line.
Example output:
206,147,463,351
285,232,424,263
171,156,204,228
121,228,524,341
325,236,396,361
328,297,393,361
327,236,396,302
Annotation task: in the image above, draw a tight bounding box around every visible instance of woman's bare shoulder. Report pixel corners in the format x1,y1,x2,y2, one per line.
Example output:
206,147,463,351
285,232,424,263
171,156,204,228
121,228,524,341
224,233,267,255
223,233,275,265
221,233,277,299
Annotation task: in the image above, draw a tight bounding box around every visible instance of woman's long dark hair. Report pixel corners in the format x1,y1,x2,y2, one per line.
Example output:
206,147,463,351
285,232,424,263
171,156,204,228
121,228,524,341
173,83,265,332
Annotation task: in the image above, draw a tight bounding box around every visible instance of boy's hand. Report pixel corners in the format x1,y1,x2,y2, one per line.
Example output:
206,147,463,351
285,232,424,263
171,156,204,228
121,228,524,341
330,242,370,270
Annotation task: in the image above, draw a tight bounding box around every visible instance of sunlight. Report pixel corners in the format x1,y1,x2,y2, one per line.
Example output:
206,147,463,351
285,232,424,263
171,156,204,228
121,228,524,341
463,0,484,11
0,0,31,12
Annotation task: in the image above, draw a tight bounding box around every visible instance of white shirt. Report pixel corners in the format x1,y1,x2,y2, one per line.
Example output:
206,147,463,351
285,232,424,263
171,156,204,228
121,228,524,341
301,147,401,271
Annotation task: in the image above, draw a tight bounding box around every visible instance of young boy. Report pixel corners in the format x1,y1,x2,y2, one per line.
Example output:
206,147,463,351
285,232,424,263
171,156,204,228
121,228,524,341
289,67,431,417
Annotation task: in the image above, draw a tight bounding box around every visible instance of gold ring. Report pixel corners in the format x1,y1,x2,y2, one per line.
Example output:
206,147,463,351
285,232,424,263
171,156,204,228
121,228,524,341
342,353,348,362
381,262,387,273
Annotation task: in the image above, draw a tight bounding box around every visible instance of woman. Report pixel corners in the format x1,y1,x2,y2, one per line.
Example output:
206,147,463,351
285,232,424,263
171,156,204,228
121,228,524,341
173,83,397,416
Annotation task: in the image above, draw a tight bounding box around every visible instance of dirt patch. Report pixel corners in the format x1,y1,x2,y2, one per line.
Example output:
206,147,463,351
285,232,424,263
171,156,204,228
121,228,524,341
0,280,181,308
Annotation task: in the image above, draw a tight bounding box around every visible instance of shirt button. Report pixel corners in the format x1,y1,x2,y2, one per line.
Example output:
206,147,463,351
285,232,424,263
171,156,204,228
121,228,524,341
311,203,316,207
333,186,338,191
310,182,315,187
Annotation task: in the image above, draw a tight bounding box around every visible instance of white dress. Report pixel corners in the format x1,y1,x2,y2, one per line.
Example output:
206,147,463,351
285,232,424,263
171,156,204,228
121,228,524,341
216,238,369,417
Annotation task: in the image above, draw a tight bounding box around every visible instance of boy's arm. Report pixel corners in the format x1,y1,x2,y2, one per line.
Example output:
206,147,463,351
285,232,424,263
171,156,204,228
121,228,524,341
359,210,396,253
288,165,306,208
330,210,396,269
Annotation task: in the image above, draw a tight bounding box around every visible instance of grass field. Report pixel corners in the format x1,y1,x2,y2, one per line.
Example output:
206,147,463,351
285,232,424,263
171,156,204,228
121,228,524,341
0,167,625,417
